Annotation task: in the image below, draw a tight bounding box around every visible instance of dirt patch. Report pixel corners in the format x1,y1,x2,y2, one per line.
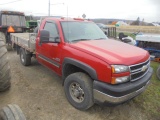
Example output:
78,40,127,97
0,51,150,120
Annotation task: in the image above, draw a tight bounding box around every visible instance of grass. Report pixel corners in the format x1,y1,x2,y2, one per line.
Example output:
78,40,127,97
133,61,160,119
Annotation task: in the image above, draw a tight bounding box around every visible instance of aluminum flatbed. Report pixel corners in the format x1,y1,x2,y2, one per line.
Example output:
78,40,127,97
11,33,37,52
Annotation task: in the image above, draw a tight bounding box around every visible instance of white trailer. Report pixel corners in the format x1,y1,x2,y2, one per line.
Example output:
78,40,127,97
136,34,160,61
136,34,160,43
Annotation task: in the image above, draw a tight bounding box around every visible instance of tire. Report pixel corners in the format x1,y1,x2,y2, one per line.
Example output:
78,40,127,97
0,104,26,120
19,48,31,66
64,72,94,110
0,38,11,92
157,65,160,80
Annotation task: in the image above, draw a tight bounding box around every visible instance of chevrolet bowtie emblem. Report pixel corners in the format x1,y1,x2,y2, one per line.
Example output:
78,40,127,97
141,65,148,72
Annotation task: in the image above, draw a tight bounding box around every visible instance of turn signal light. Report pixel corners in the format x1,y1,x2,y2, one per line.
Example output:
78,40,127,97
111,76,130,84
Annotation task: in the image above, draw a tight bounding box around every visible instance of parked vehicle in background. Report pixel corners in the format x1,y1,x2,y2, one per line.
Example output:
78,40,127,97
136,34,160,62
0,10,26,44
96,23,108,35
26,20,38,32
11,17,153,110
96,23,117,38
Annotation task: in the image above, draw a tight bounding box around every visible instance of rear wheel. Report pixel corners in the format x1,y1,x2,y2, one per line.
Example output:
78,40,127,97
157,65,160,80
19,48,31,66
0,104,26,120
64,72,94,110
0,37,11,92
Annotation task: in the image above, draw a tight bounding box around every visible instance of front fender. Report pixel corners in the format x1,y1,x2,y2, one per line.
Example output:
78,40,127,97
62,57,98,80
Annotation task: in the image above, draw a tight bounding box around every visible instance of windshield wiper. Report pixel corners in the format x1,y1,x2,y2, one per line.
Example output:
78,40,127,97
93,38,107,40
71,39,91,42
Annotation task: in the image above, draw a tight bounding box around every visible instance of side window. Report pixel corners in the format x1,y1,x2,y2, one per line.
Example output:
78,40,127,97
44,22,58,41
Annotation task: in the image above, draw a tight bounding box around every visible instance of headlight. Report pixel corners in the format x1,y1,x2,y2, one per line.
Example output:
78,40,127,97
111,76,130,84
111,65,129,73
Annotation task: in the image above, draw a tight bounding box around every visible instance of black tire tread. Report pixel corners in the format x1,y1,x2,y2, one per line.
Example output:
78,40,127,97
0,37,11,92
64,72,94,110
0,104,26,120
20,48,31,66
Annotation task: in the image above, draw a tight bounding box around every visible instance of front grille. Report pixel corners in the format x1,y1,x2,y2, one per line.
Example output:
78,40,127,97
130,59,150,81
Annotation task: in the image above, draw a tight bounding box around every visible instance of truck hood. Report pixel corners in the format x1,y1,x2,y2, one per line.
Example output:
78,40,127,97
69,40,149,65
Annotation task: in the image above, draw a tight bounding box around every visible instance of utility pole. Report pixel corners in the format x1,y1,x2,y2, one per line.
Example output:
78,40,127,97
48,0,50,16
48,1,64,16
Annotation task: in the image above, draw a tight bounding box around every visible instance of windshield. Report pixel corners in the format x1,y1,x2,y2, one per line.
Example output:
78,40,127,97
61,21,107,42
2,14,26,27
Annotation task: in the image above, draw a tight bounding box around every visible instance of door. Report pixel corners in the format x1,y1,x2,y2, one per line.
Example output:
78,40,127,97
37,21,62,74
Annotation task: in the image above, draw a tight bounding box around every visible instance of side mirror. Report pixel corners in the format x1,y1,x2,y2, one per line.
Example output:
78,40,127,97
54,37,60,43
40,30,50,43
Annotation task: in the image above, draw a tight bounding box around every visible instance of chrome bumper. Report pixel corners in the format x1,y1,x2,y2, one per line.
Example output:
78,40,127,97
94,81,150,104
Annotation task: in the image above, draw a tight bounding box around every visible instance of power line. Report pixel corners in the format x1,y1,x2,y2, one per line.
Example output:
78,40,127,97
0,0,23,5
50,3,64,5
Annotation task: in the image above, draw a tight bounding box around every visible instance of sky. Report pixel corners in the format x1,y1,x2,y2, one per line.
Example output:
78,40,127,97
0,0,159,22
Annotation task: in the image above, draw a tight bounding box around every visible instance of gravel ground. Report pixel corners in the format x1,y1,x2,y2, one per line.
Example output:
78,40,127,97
0,51,149,120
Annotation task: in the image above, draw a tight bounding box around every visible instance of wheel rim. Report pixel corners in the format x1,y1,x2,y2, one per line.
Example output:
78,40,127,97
21,51,24,63
69,82,84,103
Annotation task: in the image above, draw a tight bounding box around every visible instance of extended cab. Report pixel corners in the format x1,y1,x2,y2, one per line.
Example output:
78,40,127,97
11,17,153,110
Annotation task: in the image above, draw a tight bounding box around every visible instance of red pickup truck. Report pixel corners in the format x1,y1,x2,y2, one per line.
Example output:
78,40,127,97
11,17,153,110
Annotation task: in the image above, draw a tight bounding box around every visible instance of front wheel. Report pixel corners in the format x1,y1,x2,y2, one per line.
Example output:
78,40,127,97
64,72,94,110
157,65,160,80
19,48,31,66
